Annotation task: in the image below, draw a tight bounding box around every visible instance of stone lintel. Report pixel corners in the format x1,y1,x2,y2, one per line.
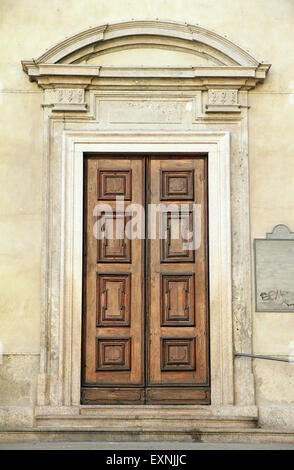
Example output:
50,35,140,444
22,64,270,92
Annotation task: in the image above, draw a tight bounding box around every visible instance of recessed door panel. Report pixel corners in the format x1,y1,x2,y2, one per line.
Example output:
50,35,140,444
97,273,131,326
161,273,195,326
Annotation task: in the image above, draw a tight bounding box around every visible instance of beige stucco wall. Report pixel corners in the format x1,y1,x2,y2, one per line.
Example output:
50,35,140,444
0,0,294,421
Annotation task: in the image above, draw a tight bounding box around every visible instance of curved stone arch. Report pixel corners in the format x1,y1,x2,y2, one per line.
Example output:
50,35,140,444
32,20,260,67
64,36,235,66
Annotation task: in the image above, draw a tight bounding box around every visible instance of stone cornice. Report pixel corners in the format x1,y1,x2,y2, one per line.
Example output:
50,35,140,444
22,64,270,91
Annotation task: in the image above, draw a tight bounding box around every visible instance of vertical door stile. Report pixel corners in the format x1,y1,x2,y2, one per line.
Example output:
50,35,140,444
82,156,145,404
146,155,210,404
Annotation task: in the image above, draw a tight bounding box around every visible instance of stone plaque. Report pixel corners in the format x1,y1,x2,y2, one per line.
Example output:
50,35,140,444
254,225,294,312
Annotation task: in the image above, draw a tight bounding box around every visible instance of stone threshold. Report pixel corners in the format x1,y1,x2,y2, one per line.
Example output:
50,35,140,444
35,404,258,417
34,405,258,430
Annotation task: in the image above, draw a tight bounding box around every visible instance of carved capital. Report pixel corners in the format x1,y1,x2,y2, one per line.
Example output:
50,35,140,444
206,89,240,113
44,88,87,112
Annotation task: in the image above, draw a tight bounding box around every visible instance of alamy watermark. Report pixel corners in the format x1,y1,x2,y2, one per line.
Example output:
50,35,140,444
92,197,201,250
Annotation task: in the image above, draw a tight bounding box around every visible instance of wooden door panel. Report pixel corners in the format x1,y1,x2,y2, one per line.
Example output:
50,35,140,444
98,169,132,200
148,157,209,398
97,273,131,326
97,212,131,263
161,337,196,370
161,211,195,263
82,387,145,405
82,156,145,403
160,169,194,200
161,273,195,326
96,337,132,370
146,387,210,405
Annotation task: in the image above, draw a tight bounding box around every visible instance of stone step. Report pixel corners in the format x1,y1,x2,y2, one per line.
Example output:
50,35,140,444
1,428,294,444
35,413,257,431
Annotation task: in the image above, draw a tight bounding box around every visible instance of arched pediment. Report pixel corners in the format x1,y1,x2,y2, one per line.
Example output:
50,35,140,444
22,20,270,89
25,20,260,66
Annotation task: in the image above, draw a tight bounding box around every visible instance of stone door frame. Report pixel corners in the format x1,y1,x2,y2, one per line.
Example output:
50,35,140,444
20,20,271,423
56,131,232,410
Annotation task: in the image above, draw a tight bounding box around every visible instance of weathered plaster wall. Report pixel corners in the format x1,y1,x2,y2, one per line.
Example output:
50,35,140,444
0,0,294,422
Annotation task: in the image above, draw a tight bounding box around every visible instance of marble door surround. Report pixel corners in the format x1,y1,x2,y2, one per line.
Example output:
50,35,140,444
21,20,270,428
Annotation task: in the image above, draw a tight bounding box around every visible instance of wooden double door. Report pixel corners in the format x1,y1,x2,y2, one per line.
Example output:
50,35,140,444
82,154,210,404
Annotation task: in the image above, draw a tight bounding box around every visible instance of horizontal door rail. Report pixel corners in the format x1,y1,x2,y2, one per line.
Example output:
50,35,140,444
235,352,293,363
